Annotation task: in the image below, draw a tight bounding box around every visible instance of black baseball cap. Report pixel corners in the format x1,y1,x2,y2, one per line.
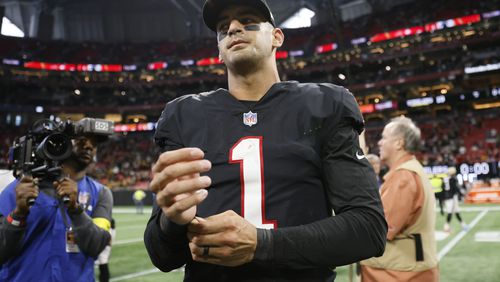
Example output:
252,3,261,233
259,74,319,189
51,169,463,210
203,0,276,32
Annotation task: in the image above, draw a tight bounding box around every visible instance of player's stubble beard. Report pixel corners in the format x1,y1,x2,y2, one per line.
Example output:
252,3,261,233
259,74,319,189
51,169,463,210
221,45,270,77
221,40,271,75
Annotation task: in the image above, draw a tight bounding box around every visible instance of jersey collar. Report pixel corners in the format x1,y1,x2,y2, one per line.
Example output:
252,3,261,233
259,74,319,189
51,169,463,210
212,81,298,112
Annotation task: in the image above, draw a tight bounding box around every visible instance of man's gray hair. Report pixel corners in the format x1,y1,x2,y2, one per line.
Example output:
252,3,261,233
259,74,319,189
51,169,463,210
389,116,421,153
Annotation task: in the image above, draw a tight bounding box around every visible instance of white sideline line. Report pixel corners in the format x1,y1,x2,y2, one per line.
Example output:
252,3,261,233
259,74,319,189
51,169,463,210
459,206,500,212
118,224,146,230
116,218,149,224
110,267,184,282
110,268,160,282
113,209,152,214
437,209,489,261
113,238,143,246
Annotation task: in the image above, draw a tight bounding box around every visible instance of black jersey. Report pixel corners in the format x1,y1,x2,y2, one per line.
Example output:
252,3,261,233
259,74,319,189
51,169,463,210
145,81,387,282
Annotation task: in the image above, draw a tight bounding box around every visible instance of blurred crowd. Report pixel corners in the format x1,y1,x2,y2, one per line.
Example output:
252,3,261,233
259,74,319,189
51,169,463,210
88,133,160,190
1,111,498,191
364,109,500,167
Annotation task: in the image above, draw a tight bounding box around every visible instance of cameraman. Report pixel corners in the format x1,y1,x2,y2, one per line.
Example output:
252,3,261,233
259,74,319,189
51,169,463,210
0,134,113,282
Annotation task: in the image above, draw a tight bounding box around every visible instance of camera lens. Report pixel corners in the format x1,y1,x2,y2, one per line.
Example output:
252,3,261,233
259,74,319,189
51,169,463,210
36,133,72,161
46,134,68,155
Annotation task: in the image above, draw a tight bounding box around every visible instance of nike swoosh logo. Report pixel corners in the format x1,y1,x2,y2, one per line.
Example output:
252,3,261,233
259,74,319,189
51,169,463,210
356,151,366,160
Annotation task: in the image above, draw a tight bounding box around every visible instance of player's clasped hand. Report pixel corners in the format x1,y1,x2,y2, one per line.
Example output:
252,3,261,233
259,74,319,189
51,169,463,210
187,210,258,267
150,148,212,225
13,175,39,216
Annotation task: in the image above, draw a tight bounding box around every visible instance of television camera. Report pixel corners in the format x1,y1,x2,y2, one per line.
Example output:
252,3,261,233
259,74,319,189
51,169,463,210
9,118,114,204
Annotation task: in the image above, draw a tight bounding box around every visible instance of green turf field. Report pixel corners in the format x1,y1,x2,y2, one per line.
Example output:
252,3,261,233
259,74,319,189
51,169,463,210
103,204,500,282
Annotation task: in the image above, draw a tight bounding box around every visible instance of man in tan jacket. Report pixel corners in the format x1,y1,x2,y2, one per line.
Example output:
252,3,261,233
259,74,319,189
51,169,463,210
361,116,439,281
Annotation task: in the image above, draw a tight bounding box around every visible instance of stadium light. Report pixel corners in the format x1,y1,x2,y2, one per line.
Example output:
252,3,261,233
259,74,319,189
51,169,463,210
280,8,315,29
1,17,24,37
15,115,22,126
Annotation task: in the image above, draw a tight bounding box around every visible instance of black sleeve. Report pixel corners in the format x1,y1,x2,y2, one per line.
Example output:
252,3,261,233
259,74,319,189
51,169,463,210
143,205,191,272
0,215,26,265
154,99,185,151
70,186,113,258
145,100,191,271
253,88,387,268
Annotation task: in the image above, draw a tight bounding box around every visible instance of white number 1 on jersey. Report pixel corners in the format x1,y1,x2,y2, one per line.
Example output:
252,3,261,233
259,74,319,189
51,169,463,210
229,137,276,229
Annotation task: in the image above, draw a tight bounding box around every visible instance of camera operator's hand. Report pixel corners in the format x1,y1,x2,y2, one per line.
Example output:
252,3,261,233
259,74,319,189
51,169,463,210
13,176,39,217
150,148,212,225
53,177,79,210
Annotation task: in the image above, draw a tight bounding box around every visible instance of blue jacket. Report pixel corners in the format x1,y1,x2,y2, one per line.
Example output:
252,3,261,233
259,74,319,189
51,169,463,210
0,176,104,282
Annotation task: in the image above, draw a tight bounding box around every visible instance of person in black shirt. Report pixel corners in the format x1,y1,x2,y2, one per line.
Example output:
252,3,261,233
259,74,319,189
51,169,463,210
144,0,387,281
443,167,468,232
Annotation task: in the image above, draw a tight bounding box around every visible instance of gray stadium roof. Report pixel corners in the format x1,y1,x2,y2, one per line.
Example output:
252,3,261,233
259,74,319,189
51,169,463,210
0,0,414,43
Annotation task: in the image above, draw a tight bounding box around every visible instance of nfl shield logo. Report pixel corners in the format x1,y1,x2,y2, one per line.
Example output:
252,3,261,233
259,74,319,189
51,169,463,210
243,111,258,127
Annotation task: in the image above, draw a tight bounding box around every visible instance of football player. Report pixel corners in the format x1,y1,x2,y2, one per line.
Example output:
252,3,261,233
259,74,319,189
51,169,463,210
144,0,387,281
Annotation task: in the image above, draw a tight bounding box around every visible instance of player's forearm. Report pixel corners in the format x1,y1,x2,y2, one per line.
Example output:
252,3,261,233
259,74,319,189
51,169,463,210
144,208,190,272
253,207,387,268
0,215,26,265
